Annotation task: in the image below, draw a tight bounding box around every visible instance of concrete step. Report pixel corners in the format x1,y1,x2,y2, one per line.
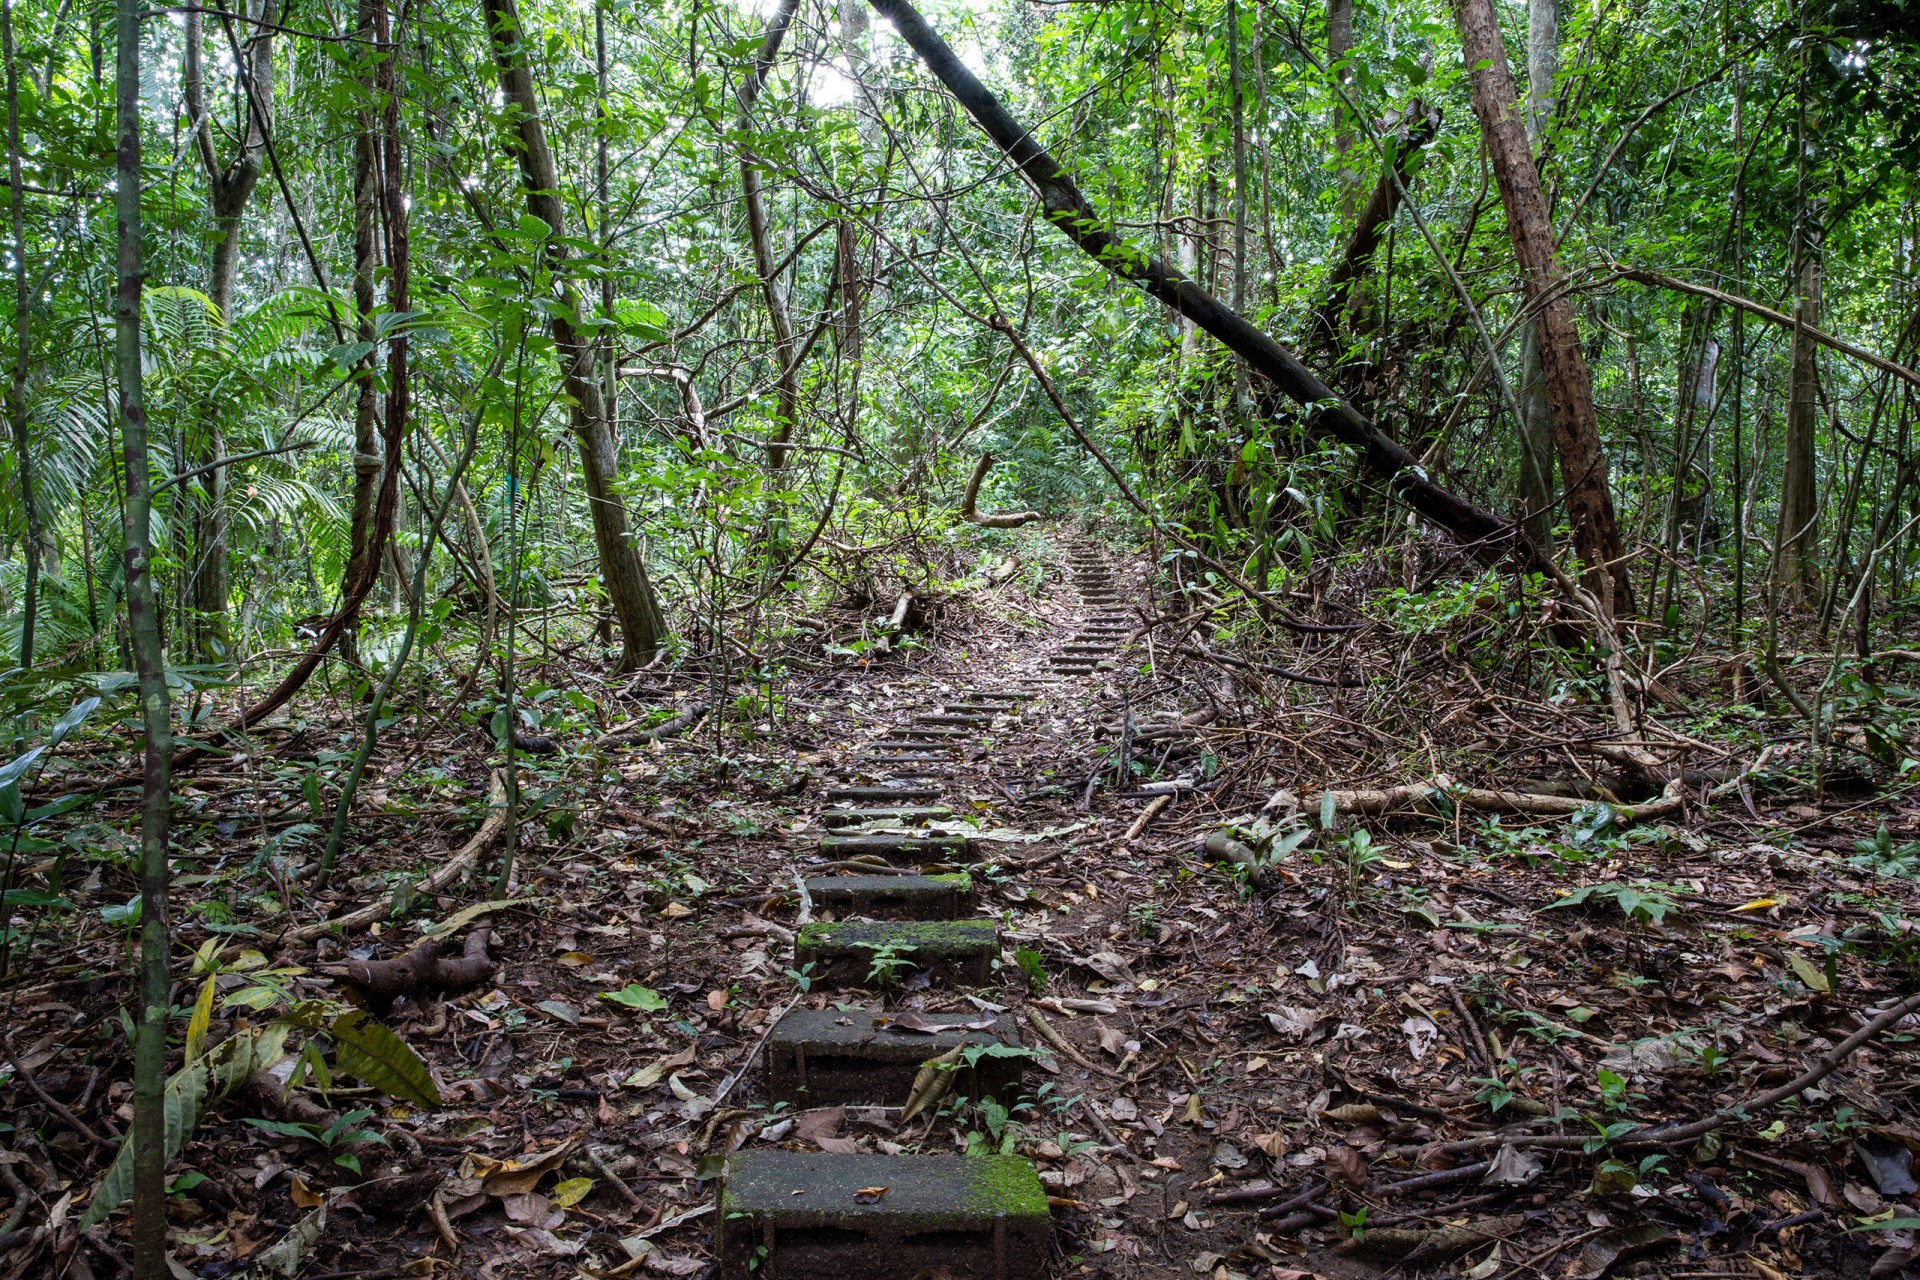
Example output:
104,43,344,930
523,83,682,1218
818,832,970,862
804,872,974,920
865,742,963,755
765,1007,1023,1105
795,918,999,987
914,713,993,728
875,725,972,739
824,785,944,803
854,757,957,772
821,806,954,829
717,1152,1049,1279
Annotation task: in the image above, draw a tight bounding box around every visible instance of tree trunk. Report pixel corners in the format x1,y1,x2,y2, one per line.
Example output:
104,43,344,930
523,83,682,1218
3,0,37,669
1512,0,1558,550
1326,0,1359,217
484,0,668,669
1775,253,1821,598
869,0,1532,565
342,0,383,607
1312,101,1437,346
183,0,277,659
116,0,175,1268
1774,52,1821,603
1451,0,1629,609
740,0,802,471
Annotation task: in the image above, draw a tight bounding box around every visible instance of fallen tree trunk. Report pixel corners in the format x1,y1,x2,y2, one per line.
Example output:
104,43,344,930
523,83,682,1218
867,0,1530,566
959,452,1042,528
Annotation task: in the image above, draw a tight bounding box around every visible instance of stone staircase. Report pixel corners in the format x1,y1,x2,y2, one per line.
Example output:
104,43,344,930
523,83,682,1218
716,548,1126,1278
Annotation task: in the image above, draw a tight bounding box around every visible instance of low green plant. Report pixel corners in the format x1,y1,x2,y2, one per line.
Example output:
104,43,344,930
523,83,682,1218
856,940,918,988
1013,945,1047,995
244,1106,390,1175
1851,825,1920,878
1540,881,1682,926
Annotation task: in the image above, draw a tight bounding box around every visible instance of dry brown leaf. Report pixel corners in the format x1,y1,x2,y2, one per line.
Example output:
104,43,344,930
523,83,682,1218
288,1173,324,1209
1325,1145,1369,1190
901,1045,966,1123
464,1135,583,1197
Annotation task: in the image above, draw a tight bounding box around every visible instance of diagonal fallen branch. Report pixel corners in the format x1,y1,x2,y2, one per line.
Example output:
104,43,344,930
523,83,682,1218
285,770,507,944
597,701,710,750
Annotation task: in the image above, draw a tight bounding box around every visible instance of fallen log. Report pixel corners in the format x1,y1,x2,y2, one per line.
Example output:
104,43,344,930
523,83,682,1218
868,0,1534,567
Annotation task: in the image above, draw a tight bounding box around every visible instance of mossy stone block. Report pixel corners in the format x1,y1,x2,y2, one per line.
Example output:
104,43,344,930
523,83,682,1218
765,1007,1024,1105
817,833,970,864
717,1152,1049,1279
821,805,954,830
804,873,974,920
794,918,999,988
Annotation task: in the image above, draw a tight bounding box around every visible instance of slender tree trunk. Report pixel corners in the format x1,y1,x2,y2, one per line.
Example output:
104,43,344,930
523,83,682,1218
484,0,668,669
183,0,276,660
1510,0,1558,550
342,0,383,607
117,0,174,1269
1326,0,1359,217
3,0,37,669
1775,52,1821,601
1452,0,1629,608
739,0,802,473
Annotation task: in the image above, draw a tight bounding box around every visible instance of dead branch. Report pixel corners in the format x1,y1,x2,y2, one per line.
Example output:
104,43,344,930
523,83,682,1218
596,701,710,750
286,770,508,943
958,452,1042,528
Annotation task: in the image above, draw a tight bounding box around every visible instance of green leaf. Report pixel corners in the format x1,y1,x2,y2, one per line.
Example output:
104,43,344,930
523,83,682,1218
80,1062,211,1229
600,983,668,1011
328,1011,443,1106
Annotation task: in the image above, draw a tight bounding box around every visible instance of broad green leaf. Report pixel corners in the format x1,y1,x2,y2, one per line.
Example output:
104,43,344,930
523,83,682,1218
600,983,668,1011
329,1010,442,1106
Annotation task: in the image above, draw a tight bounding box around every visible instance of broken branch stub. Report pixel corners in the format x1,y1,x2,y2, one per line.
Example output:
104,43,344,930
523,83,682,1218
958,452,1042,529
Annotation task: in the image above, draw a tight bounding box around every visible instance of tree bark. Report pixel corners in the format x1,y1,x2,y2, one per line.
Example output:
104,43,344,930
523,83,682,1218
1326,0,1359,217
1512,0,1558,550
116,0,175,1267
1312,101,1437,345
867,0,1532,566
1775,254,1821,598
739,0,803,472
484,0,668,669
342,0,383,606
183,0,277,659
2,0,37,669
1451,0,1629,609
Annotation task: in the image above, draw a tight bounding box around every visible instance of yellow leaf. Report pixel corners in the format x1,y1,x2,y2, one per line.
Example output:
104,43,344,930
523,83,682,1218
1732,897,1783,913
1183,1093,1204,1124
556,952,594,967
551,1176,593,1209
289,1173,324,1209
185,973,217,1063
660,902,694,919
1788,954,1831,995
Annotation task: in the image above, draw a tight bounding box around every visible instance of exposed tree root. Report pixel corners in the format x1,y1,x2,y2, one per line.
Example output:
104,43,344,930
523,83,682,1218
326,924,495,1014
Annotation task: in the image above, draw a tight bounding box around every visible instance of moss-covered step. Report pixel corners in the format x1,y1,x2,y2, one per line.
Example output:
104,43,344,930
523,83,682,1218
794,918,1000,987
852,757,956,773
765,1007,1024,1105
824,785,944,803
817,832,970,862
717,1151,1050,1279
804,872,973,920
820,805,954,830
